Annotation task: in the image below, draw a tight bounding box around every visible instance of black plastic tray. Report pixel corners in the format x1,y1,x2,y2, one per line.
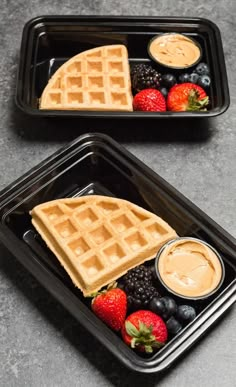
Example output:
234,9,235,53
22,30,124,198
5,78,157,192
0,133,235,373
15,16,230,118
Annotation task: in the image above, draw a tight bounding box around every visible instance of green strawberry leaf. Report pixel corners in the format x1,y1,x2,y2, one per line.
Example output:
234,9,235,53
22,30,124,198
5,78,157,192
144,345,153,353
126,319,165,353
138,322,153,337
87,281,118,298
187,89,209,111
125,321,140,338
131,338,137,349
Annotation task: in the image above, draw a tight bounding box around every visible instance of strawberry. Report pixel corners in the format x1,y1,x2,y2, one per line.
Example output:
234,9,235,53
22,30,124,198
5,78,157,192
121,310,168,353
91,282,127,331
167,82,209,112
133,88,166,112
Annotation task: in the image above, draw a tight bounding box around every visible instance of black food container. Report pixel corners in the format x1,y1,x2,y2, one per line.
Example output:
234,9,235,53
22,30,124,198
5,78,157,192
15,16,230,118
0,133,235,373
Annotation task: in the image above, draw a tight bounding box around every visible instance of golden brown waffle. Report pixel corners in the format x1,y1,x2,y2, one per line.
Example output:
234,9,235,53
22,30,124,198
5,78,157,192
39,45,133,111
30,196,177,296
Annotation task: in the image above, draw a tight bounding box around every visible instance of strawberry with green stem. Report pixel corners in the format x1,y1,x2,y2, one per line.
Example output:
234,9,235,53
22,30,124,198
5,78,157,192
121,310,168,353
167,82,209,112
91,282,127,331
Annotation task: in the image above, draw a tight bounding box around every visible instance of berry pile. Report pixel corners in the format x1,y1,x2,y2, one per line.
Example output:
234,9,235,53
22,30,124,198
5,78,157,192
150,296,196,336
118,264,160,311
178,62,211,89
130,62,211,112
90,263,198,354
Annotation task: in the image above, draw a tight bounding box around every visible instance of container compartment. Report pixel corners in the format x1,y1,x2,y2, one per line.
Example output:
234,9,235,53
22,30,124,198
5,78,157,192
16,16,230,118
0,133,235,373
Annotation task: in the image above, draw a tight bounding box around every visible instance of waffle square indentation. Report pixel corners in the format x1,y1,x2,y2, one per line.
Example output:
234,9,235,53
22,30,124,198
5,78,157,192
90,225,112,245
110,76,125,89
103,243,126,264
111,214,133,233
88,92,105,104
87,61,103,73
146,223,168,239
64,201,86,211
88,76,104,88
48,92,61,105
42,206,64,221
55,220,77,238
131,209,149,222
67,61,82,73
111,92,127,106
66,76,83,88
81,255,104,276
68,237,90,256
68,92,83,104
107,47,123,58
96,201,119,214
108,61,123,73
76,208,98,226
125,231,147,252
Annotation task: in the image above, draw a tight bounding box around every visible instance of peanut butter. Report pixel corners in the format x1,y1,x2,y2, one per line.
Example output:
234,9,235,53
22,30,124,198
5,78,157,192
158,239,223,298
149,33,201,68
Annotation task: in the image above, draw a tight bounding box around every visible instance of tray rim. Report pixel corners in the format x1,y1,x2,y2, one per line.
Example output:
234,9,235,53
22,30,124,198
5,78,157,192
0,133,236,250
0,132,235,373
15,15,230,118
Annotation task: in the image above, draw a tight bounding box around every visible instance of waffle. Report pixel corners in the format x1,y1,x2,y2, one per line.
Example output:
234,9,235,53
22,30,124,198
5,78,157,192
39,45,133,111
30,196,177,296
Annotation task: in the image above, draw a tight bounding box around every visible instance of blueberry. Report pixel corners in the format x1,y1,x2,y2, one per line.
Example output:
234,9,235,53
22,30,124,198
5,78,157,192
166,316,182,335
195,62,210,75
178,73,190,83
161,74,177,89
149,296,177,320
197,75,211,89
161,296,177,320
176,305,197,325
159,87,168,98
188,72,199,84
149,296,166,315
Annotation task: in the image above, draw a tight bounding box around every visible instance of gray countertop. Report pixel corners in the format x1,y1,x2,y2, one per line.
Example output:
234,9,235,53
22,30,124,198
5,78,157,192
0,1,235,386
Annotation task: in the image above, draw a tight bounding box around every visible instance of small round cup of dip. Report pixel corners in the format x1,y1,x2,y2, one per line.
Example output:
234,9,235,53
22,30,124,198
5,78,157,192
155,237,225,300
148,33,202,70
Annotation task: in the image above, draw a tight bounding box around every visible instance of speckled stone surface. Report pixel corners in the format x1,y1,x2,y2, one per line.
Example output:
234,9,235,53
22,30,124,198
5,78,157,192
0,1,235,386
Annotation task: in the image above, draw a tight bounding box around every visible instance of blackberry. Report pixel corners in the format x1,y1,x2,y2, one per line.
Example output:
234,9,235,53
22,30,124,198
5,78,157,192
131,64,162,93
120,265,160,311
